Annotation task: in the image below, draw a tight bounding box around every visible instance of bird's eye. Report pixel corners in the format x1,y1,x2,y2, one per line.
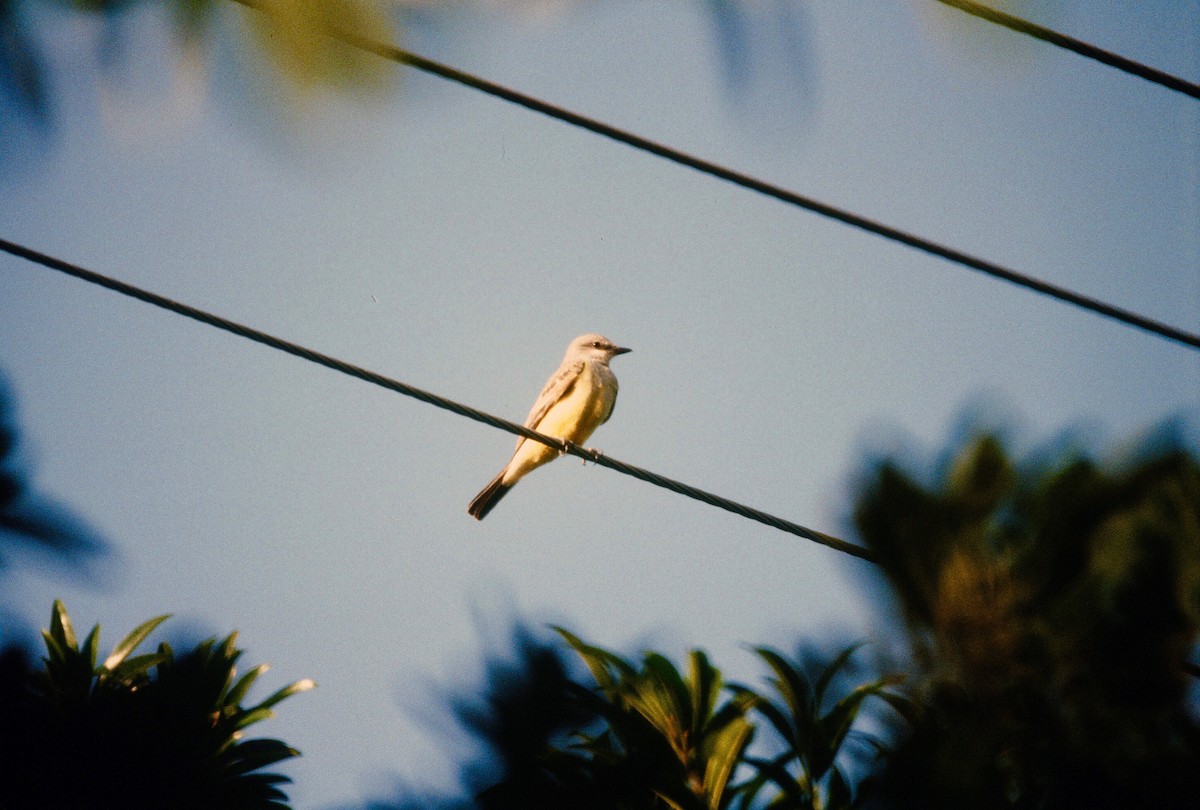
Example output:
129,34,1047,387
591,341,602,348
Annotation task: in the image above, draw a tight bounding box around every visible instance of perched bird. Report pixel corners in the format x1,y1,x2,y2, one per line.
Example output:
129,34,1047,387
468,333,631,520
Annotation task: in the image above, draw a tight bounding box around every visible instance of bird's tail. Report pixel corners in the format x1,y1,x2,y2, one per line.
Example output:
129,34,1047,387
468,472,511,521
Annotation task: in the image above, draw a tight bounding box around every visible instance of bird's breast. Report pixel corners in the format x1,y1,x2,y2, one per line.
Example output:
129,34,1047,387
536,364,615,443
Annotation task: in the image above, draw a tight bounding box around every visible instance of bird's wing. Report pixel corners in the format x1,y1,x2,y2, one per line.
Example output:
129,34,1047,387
601,375,619,424
519,359,585,439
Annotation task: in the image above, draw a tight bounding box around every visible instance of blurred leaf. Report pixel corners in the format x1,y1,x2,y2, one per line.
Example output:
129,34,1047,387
632,652,692,745
172,0,215,40
871,688,917,725
690,649,719,733
107,651,168,682
0,0,48,119
742,755,810,809
742,644,899,809
241,0,394,95
946,434,1014,521
49,599,77,650
812,675,899,780
857,424,1200,808
102,612,171,671
825,765,850,810
703,713,753,810
227,662,271,707
754,646,811,747
221,738,302,776
81,625,100,670
253,677,316,713
235,706,277,729
813,642,864,710
39,628,66,668
553,625,635,697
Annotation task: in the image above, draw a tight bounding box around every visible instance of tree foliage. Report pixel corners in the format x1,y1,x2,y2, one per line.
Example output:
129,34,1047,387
729,644,908,810
855,430,1200,809
365,425,1200,810
405,628,902,806
5,353,1199,810
0,600,314,809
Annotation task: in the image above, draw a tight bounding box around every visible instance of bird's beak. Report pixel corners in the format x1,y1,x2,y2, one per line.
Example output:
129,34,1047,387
612,346,632,356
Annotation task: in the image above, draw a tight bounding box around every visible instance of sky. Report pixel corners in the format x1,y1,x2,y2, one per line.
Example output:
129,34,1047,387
1,0,1198,806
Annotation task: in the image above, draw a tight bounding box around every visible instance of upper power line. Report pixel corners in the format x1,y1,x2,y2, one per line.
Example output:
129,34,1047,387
0,238,879,564
936,0,1200,100
318,20,1200,354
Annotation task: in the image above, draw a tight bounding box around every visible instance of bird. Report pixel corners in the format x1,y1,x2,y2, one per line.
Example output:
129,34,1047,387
468,333,631,520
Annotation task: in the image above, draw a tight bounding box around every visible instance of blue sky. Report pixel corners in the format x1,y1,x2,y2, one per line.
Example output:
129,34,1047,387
2,1,1198,806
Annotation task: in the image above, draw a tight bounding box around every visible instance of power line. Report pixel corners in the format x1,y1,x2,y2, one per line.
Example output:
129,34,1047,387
317,23,1200,354
0,237,878,564
935,0,1200,100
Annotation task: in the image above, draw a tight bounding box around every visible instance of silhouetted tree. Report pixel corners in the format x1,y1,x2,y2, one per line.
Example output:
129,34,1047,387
351,622,900,810
855,429,1200,809
0,600,313,809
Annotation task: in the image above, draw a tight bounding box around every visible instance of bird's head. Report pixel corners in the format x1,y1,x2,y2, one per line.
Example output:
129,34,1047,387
567,333,631,364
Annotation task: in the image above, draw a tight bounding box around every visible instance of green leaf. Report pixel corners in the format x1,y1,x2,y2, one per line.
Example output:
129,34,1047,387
81,625,101,670
102,613,171,671
947,434,1014,519
108,652,169,683
553,626,636,697
40,629,67,669
221,772,292,801
235,707,276,729
226,663,271,708
704,718,754,810
755,647,813,734
812,643,864,710
872,688,916,724
50,599,77,650
729,764,774,810
635,653,691,736
222,738,301,775
709,686,756,735
688,649,720,735
40,624,93,700
253,678,316,713
811,676,892,780
239,772,294,786
745,755,811,808
741,684,797,748
217,631,242,663
657,793,690,810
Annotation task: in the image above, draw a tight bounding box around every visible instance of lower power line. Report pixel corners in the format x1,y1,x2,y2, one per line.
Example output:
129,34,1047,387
0,237,878,563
